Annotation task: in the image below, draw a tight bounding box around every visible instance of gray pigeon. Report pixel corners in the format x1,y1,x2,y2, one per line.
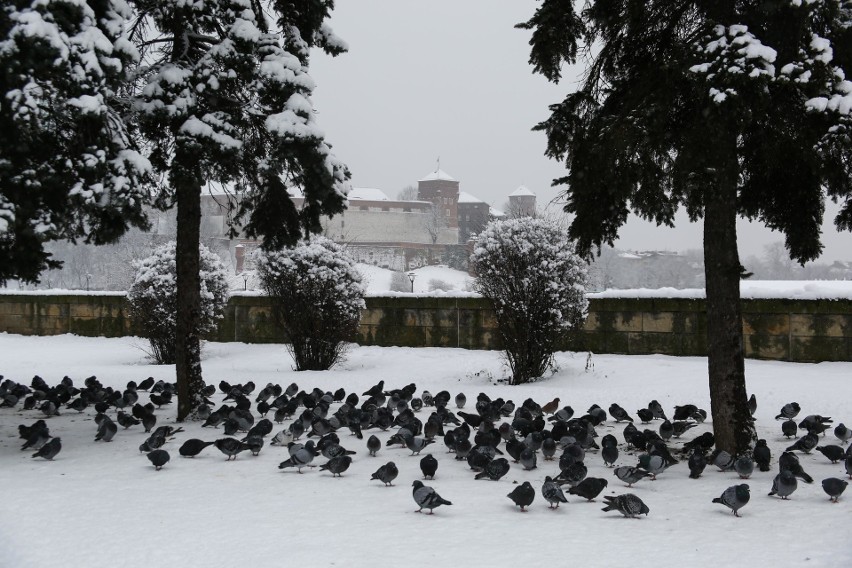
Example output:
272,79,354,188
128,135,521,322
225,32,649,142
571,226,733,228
519,447,537,470
834,423,851,445
319,455,352,477
278,441,318,472
371,462,399,486
711,449,736,471
786,433,818,453
542,476,568,509
769,469,798,499
602,494,649,518
147,449,170,470
734,455,754,479
32,437,61,460
775,402,801,420
21,428,50,451
507,481,535,511
614,466,650,487
405,436,435,455
637,454,669,480
822,477,848,502
412,480,452,514
713,484,750,516
271,430,292,446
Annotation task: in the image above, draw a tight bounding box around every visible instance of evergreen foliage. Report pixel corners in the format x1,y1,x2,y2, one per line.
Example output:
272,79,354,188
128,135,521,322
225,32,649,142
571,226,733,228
471,218,588,385
127,241,229,365
0,0,154,283
258,236,365,371
518,0,852,453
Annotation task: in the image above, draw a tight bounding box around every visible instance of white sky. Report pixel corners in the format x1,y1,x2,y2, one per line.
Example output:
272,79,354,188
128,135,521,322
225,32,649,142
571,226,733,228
309,0,851,263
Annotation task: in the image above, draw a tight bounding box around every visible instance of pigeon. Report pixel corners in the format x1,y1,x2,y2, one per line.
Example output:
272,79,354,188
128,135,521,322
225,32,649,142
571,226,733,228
412,480,452,514
147,449,170,470
683,432,715,453
602,444,619,468
178,439,215,457
648,400,666,420
835,423,851,445
568,477,608,501
95,419,117,442
405,436,435,455
420,454,438,479
32,437,61,460
602,494,649,518
711,450,736,471
786,433,818,453
768,469,798,499
474,457,510,481
542,476,568,509
673,404,698,421
507,481,535,511
822,478,848,502
455,393,466,408
556,462,588,487
658,420,673,441
775,402,801,420
688,451,708,479
748,394,757,416
815,445,846,464
614,466,650,487
541,397,560,415
319,455,352,477
778,452,814,483
754,439,772,472
116,411,140,429
21,428,50,451
519,446,537,471
713,484,750,516
638,454,670,480
671,421,697,438
278,441,319,472
781,419,798,438
734,455,754,479
608,403,633,423
214,438,250,461
367,434,381,456
371,462,399,486
637,408,654,423
541,437,557,461
846,456,852,479
799,414,833,435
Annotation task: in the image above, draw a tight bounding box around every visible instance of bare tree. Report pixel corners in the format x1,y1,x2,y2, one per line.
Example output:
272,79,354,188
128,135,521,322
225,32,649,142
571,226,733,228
397,185,418,201
423,204,448,245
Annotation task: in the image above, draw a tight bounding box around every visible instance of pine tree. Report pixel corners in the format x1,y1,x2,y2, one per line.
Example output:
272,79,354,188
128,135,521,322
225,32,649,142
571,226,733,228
128,0,350,419
518,0,852,454
0,0,154,283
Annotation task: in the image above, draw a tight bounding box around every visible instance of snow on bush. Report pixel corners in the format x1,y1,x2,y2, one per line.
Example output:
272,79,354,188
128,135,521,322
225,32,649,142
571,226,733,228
471,218,589,384
257,236,365,371
127,242,229,364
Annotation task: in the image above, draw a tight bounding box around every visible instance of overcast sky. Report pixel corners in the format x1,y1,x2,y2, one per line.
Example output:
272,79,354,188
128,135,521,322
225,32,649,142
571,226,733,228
309,1,850,263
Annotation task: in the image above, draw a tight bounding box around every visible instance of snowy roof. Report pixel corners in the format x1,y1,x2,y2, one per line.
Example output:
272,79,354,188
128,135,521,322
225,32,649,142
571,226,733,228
348,187,389,201
419,168,457,182
490,207,506,217
457,191,484,204
509,185,536,197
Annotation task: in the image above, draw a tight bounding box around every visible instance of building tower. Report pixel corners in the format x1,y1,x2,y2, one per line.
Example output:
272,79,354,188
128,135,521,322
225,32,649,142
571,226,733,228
417,168,459,228
508,185,537,217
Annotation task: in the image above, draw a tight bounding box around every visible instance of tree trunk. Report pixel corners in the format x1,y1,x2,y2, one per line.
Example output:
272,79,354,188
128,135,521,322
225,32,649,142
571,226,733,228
703,157,757,455
173,149,204,421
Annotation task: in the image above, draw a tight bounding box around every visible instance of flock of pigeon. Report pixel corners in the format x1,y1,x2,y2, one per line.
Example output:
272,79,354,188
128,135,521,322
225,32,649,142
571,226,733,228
3,374,851,517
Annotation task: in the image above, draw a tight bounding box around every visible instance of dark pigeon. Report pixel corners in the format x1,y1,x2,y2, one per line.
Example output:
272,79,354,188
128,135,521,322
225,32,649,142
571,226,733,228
754,439,772,472
822,478,848,502
507,481,535,511
602,494,649,518
568,477,608,501
474,457,510,481
371,461,399,486
319,455,352,477
179,439,215,457
147,449,170,470
32,437,61,460
775,402,801,420
420,454,438,479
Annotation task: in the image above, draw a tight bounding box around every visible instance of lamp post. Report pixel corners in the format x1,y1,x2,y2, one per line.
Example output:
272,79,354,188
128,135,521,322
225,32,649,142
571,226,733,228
243,271,249,291
407,271,416,293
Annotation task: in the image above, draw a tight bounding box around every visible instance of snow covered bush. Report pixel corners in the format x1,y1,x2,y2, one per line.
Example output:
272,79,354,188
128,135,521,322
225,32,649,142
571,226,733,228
471,218,589,385
128,242,229,364
258,236,366,371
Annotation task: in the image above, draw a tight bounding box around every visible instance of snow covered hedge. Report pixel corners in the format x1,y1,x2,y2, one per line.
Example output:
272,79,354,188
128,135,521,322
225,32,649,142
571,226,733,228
258,236,365,371
127,242,229,364
471,218,589,384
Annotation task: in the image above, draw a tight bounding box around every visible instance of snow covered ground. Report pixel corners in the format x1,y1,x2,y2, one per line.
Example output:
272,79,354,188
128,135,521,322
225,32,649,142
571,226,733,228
1,333,851,568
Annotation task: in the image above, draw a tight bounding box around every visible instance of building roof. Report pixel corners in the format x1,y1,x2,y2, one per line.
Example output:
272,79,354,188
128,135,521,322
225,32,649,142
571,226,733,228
490,207,506,217
348,187,390,201
419,168,457,182
457,191,484,204
509,185,536,197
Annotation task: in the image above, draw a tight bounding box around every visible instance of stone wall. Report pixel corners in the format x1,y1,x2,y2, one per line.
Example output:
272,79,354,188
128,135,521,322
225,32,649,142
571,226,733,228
1,293,851,362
